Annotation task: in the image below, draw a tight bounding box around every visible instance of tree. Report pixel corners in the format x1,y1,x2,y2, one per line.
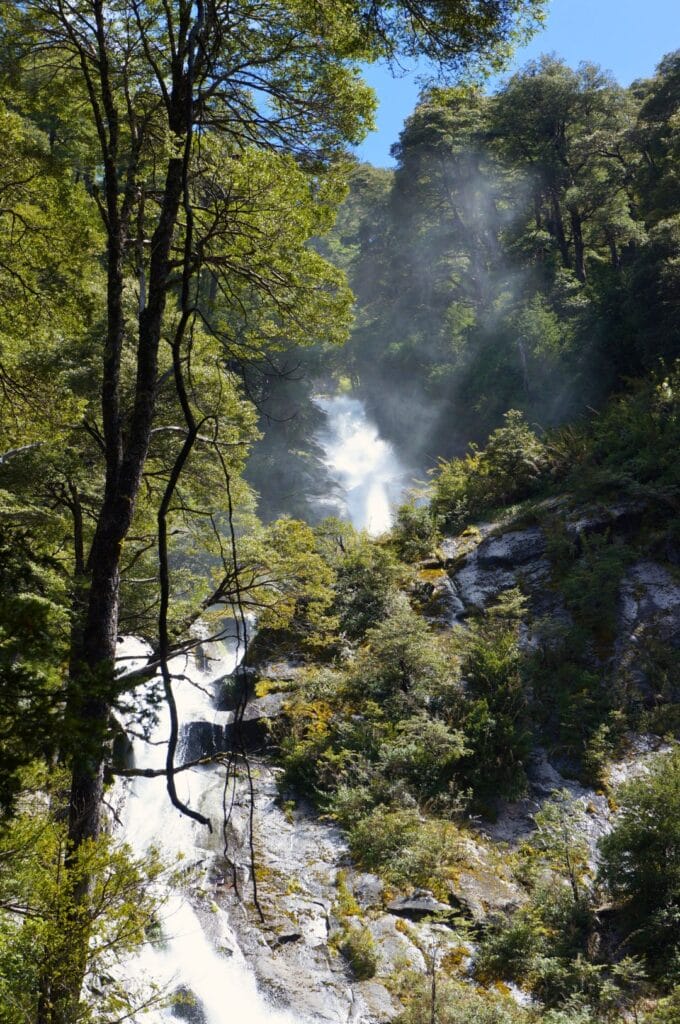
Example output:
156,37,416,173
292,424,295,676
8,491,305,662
528,790,591,905
491,57,638,283
598,747,680,962
0,0,546,1016
0,767,167,1024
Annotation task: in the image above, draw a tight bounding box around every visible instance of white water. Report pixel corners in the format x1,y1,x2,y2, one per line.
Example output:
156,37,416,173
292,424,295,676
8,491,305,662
117,636,299,1024
314,394,408,535
115,395,407,1020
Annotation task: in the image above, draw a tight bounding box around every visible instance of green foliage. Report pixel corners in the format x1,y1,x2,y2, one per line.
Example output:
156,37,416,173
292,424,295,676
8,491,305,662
431,412,547,531
391,500,441,562
396,973,528,1024
340,924,378,980
347,807,463,890
332,533,403,639
345,595,459,708
0,527,69,816
562,365,680,503
559,534,632,639
645,986,680,1023
457,590,531,806
599,747,680,965
523,792,591,903
0,768,167,1023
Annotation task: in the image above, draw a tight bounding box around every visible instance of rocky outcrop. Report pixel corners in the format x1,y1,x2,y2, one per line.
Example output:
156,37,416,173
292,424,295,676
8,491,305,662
478,739,671,859
386,891,453,920
178,499,679,1023
181,693,287,760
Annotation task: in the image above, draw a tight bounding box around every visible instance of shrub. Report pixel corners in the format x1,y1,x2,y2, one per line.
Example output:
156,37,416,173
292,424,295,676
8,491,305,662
348,806,462,889
598,746,680,964
431,410,547,531
457,590,531,806
333,538,403,640
396,974,528,1024
340,924,378,980
346,595,459,709
391,500,441,562
377,714,468,803
558,533,632,640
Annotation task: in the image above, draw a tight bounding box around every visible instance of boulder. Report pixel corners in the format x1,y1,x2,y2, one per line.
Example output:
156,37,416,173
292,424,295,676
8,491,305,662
365,915,425,974
387,889,453,921
448,869,525,925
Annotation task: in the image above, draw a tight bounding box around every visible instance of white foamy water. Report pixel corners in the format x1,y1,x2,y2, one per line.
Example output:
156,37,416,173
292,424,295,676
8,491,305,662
315,394,407,535
116,635,299,1024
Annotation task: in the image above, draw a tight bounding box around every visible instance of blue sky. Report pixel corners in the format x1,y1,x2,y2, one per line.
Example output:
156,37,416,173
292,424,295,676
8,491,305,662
355,0,680,166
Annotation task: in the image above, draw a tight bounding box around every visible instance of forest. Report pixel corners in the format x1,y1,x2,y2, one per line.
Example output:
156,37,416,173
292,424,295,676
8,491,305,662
1,1,680,1023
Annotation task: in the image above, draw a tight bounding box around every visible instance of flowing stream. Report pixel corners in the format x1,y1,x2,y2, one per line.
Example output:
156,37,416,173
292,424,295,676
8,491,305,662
314,394,408,535
118,395,404,1020
117,636,299,1024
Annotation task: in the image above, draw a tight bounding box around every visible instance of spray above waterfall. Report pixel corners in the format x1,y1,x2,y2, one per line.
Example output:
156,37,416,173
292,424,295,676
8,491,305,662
314,394,408,535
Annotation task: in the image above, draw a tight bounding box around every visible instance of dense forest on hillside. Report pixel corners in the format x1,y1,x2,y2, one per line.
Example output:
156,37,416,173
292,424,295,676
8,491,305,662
1,0,680,1021
249,50,680,519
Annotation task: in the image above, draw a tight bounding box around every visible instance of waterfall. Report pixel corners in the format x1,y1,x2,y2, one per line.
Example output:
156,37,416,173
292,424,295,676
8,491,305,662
314,394,407,534
117,635,299,1024
115,395,406,1020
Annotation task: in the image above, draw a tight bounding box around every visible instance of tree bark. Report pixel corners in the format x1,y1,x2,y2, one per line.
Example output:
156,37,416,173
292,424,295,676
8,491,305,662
549,189,572,270
570,208,587,284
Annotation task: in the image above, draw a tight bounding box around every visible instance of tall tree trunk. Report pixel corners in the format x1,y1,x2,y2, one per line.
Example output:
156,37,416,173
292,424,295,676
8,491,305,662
570,209,587,284
56,137,188,1024
549,189,571,270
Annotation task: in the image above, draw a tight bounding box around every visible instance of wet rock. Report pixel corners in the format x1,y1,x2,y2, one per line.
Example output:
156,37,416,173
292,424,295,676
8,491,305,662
171,986,208,1024
419,574,467,624
215,667,256,711
198,762,398,1024
181,693,287,759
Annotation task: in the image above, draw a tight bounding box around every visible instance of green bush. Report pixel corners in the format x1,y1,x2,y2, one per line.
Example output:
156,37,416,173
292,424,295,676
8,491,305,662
346,595,459,709
340,925,378,980
396,974,528,1024
645,986,680,1022
431,410,547,531
348,806,462,889
559,533,632,639
598,747,680,966
391,500,441,562
332,538,403,640
457,590,531,806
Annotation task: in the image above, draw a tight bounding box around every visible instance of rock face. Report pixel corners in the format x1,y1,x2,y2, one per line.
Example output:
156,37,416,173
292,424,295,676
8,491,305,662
440,525,552,623
181,693,287,760
193,762,403,1024
478,740,671,862
174,499,679,1024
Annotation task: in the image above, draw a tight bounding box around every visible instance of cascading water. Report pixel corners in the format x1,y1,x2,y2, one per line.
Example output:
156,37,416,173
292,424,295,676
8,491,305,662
314,394,408,534
116,397,406,1020
116,636,299,1024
